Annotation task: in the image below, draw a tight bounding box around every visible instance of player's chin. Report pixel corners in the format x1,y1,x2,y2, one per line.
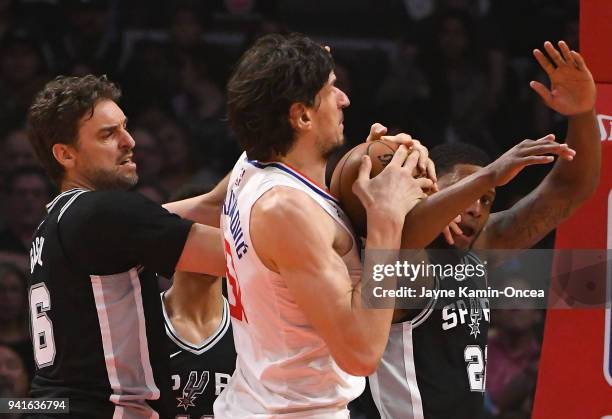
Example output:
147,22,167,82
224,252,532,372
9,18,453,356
119,172,139,189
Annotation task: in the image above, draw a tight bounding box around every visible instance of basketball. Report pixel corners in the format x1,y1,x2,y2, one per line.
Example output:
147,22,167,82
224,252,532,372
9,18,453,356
330,139,421,238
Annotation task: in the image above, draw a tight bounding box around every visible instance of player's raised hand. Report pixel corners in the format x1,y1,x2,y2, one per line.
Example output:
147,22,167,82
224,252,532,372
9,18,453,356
352,146,431,223
530,41,596,116
485,134,576,187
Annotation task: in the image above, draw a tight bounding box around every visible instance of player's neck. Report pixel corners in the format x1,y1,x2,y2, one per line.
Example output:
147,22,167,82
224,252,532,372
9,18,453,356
164,275,224,328
276,142,327,187
60,175,95,192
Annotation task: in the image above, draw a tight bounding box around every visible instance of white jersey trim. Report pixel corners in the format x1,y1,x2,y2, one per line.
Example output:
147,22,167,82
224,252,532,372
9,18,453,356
57,190,89,222
402,322,425,419
161,293,231,355
247,159,340,204
46,188,87,212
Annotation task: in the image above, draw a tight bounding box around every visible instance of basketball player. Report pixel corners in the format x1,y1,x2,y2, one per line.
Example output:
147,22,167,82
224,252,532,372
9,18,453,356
26,75,228,418
163,271,236,418
213,33,434,418
162,186,236,418
367,41,599,419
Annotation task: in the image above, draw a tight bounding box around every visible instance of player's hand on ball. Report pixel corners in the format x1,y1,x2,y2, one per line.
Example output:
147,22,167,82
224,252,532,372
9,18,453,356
365,123,389,143
352,145,433,223
381,137,437,183
484,134,576,187
364,123,437,182
530,40,596,116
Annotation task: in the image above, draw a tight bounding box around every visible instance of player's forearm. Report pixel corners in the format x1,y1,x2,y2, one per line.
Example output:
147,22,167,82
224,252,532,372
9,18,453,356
176,224,226,276
334,238,400,375
332,292,395,376
163,174,230,227
401,170,496,248
164,195,222,227
549,109,600,200
365,214,404,249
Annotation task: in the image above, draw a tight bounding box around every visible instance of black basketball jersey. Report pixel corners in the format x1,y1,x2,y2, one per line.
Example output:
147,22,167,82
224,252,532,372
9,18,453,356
162,293,236,418
367,249,490,419
27,188,193,418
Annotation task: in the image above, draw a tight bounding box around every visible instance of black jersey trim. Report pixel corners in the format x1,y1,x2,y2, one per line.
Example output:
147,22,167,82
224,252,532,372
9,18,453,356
161,293,231,355
46,188,88,212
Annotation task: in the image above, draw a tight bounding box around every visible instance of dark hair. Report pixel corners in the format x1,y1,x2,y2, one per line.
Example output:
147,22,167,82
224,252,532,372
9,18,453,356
227,33,334,160
0,262,28,324
27,75,121,185
430,142,491,176
4,166,55,196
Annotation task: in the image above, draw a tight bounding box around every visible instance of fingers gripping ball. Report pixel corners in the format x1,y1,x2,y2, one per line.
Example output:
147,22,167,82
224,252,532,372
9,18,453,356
330,140,424,238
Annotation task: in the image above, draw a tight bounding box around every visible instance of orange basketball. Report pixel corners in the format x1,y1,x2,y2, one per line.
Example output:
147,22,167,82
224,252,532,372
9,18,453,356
330,140,421,238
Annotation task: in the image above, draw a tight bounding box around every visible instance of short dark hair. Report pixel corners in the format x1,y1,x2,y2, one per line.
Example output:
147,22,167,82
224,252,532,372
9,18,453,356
27,75,121,185
4,166,54,196
227,33,334,161
430,142,492,176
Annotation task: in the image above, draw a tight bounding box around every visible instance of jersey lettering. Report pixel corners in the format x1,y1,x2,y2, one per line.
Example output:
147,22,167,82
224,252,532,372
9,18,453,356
29,283,56,368
224,239,248,322
215,373,231,396
30,236,45,274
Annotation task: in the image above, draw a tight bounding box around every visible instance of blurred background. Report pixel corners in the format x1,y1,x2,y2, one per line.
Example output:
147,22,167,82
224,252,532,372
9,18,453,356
0,0,579,417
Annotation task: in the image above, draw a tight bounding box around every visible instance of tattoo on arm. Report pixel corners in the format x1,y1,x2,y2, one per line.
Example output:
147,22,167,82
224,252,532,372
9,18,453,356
486,192,574,249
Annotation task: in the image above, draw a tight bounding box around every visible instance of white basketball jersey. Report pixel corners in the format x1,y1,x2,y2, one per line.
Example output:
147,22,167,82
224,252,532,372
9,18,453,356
214,153,365,418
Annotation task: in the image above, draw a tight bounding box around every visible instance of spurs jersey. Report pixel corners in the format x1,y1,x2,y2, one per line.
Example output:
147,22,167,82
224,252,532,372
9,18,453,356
162,293,236,418
214,153,365,418
27,189,193,418
369,250,489,419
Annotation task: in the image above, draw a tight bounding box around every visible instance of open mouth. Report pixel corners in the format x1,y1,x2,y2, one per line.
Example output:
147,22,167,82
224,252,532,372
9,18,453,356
457,223,475,238
119,156,136,167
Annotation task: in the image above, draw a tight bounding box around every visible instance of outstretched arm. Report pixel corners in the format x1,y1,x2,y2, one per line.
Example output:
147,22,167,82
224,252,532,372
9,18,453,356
477,41,599,250
401,135,574,249
163,173,230,227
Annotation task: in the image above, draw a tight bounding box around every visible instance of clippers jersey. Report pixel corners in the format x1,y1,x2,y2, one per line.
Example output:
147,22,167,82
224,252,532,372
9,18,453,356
369,250,490,419
214,153,365,418
27,188,193,418
162,294,236,418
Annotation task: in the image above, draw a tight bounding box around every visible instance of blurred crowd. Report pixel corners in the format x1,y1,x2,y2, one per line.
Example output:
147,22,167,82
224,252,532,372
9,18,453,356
0,0,576,417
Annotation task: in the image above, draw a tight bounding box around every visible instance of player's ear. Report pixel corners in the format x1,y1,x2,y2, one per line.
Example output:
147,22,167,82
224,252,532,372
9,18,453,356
52,143,78,170
289,103,311,132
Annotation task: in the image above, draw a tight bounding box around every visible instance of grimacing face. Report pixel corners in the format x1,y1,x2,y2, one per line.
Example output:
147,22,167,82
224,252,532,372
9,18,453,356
70,99,138,190
311,71,350,159
436,164,496,251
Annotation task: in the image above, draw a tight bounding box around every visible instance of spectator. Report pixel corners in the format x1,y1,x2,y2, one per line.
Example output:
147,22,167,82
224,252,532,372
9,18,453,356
0,29,49,135
0,345,29,419
0,167,53,255
0,129,38,174
52,0,120,75
131,127,164,184
157,120,198,191
0,263,34,380
134,182,169,205
487,286,542,418
420,11,489,147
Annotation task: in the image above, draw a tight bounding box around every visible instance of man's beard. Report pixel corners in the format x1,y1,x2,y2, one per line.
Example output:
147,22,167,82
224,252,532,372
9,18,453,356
85,166,139,191
318,134,344,160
